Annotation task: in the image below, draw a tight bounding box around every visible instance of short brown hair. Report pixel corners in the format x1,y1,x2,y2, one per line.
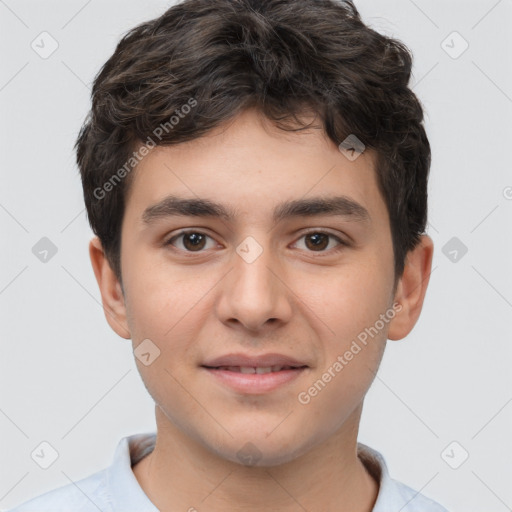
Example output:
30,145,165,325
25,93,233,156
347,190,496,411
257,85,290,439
75,0,431,288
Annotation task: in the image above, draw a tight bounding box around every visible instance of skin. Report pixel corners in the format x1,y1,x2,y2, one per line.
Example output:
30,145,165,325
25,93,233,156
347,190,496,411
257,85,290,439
90,107,433,512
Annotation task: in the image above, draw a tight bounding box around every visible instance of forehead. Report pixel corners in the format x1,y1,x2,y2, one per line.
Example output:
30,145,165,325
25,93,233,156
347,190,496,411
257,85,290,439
123,109,388,231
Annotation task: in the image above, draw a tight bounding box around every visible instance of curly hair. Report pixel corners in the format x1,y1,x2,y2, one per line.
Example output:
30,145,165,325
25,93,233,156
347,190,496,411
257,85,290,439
75,0,430,288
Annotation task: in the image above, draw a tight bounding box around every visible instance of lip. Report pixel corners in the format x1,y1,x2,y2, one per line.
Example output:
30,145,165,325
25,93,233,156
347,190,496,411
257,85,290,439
201,353,309,394
202,352,308,368
202,367,308,394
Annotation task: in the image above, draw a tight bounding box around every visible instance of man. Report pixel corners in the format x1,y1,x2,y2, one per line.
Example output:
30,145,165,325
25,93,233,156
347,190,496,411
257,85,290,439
10,0,448,510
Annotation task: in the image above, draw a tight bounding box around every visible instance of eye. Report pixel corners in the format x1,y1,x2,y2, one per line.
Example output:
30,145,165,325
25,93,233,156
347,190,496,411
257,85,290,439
165,230,217,252
293,231,348,253
164,229,349,255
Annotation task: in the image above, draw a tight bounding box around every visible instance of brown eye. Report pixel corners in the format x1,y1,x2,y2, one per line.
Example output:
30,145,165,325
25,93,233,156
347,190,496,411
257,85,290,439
182,232,207,251
294,231,348,254
304,233,329,251
166,231,215,252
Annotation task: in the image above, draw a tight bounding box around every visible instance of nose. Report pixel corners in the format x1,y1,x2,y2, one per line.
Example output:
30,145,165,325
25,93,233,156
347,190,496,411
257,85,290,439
215,238,293,334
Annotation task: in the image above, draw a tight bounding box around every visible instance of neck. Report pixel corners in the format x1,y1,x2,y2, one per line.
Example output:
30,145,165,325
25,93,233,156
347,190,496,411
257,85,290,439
132,406,379,512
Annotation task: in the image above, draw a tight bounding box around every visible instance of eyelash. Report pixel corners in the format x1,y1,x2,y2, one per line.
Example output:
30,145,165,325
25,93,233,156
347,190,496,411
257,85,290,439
164,229,349,256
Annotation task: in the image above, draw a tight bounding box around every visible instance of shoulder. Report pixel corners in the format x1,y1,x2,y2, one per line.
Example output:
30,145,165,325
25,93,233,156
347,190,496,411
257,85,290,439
7,468,108,512
385,477,450,512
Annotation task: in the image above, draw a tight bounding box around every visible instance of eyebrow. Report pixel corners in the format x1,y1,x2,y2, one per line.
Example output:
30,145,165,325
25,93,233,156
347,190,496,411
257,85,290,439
142,194,371,225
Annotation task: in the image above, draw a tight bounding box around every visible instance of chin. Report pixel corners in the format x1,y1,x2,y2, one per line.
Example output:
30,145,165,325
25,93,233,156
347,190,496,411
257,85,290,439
205,428,318,468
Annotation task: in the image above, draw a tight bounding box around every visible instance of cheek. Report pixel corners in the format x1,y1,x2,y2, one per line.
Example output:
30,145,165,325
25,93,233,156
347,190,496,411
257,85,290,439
292,259,394,342
295,342,385,436
125,268,215,379
123,254,191,337
125,275,201,415
290,262,392,411
295,294,388,425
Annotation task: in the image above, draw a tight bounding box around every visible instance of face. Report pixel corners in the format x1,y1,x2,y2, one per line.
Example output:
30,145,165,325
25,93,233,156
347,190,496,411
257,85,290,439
112,108,402,465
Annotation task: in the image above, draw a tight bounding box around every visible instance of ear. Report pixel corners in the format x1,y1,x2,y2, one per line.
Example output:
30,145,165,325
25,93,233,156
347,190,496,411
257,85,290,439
89,236,131,339
387,234,434,341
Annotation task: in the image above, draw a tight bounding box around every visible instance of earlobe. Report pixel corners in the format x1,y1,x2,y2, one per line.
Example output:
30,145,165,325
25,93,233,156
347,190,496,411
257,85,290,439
387,235,434,341
89,236,131,339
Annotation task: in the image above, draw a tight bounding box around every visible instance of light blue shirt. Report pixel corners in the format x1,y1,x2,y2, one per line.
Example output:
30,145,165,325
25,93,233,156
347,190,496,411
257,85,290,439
8,432,449,511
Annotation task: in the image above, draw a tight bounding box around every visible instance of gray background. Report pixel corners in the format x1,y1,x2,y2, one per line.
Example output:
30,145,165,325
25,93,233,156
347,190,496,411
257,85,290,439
1,1,511,510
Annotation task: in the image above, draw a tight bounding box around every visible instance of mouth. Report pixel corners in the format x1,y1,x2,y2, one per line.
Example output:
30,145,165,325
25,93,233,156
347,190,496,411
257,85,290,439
203,365,307,374
201,353,309,394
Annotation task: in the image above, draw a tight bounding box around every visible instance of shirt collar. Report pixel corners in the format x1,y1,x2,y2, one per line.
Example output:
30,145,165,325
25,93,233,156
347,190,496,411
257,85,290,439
106,432,159,511
357,441,404,511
